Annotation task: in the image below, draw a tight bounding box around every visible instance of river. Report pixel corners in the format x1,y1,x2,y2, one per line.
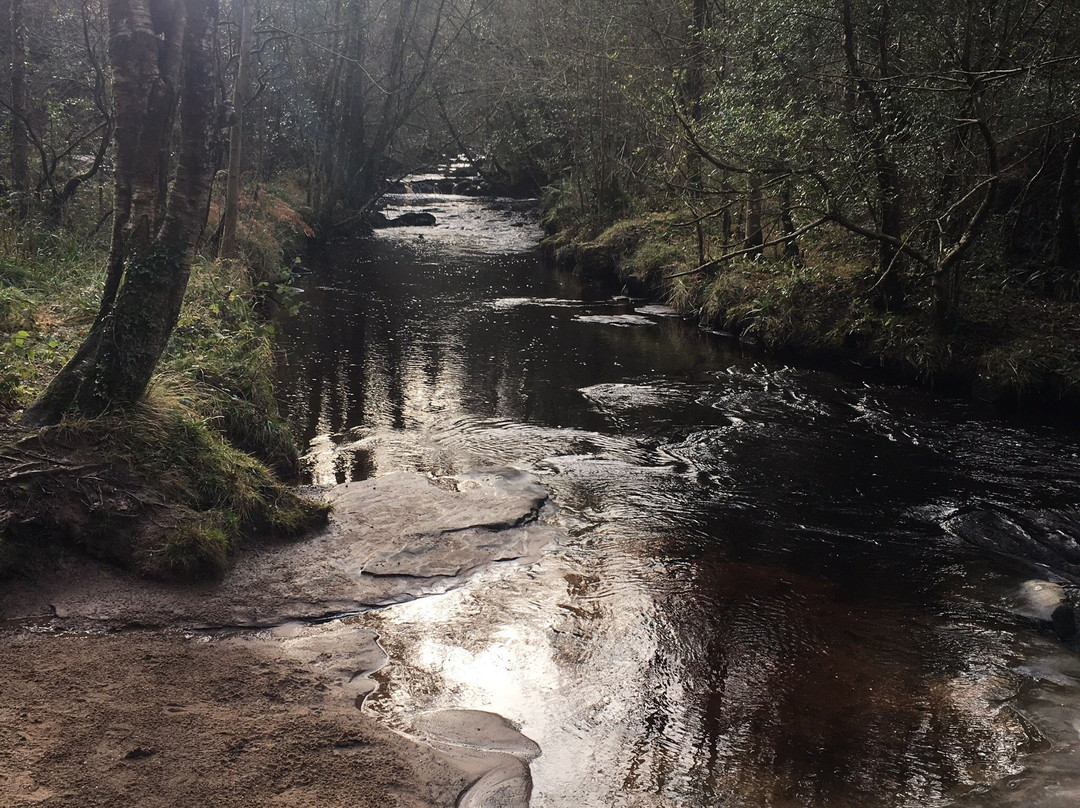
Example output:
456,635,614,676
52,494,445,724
276,190,1080,807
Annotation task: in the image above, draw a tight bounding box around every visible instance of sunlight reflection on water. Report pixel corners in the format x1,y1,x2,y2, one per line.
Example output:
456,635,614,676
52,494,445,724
277,194,1080,807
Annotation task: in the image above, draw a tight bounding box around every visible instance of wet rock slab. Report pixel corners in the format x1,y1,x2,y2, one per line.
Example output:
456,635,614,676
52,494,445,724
0,468,559,628
350,468,548,577
573,313,657,328
412,710,539,808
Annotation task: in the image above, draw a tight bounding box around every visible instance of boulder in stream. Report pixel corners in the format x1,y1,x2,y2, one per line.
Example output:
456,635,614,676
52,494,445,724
374,210,437,228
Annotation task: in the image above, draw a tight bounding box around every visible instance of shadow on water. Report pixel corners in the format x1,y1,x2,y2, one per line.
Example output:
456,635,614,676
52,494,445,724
277,194,1080,807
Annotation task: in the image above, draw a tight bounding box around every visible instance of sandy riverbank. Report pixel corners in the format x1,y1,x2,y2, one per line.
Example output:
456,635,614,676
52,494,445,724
1,468,554,807
0,630,467,807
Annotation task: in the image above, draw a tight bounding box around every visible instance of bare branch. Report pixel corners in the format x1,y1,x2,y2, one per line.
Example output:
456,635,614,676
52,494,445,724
667,216,831,278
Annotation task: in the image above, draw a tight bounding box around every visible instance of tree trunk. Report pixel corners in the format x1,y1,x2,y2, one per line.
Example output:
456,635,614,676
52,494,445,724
841,0,905,311
22,0,218,427
339,0,370,212
313,0,354,229
745,174,763,255
876,178,905,309
8,0,28,194
931,264,957,334
99,0,187,320
349,0,413,212
931,114,999,333
1054,128,1080,273
685,0,708,122
682,0,708,195
218,0,253,259
311,0,345,229
781,182,799,262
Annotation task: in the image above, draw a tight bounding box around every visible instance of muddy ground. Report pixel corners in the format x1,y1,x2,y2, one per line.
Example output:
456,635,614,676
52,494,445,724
1,469,552,807
0,631,466,807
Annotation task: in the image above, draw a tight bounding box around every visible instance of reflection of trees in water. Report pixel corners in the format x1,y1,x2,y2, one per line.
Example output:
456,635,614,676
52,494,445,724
622,560,1029,806
279,281,368,441
278,237,744,454
272,212,1076,807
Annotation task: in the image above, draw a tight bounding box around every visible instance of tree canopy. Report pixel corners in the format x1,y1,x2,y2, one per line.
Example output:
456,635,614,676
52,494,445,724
1,0,1078,419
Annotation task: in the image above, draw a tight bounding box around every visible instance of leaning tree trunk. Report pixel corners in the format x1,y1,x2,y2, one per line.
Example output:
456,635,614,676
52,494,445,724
22,0,218,427
99,0,188,322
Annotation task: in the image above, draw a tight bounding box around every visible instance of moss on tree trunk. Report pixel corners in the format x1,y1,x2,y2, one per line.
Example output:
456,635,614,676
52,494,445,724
22,0,217,427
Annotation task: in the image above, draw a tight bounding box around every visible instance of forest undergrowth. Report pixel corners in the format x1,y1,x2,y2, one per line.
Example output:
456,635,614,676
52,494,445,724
544,205,1080,413
0,189,327,580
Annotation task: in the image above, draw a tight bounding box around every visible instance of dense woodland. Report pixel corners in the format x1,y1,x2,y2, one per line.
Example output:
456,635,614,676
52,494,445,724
3,7,1080,806
0,0,1078,574
5,1,1080,365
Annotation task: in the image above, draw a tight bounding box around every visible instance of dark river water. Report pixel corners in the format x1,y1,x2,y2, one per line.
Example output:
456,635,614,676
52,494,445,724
277,193,1080,807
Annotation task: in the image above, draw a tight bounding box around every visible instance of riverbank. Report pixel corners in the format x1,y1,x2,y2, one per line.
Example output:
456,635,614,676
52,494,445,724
0,629,466,808
0,196,325,579
0,193,552,807
1,469,553,807
543,211,1080,415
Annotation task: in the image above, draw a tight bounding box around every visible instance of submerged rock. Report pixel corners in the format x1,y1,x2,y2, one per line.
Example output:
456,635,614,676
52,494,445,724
412,710,538,808
414,709,541,760
943,506,1080,579
1052,603,1077,640
373,210,437,228
574,313,657,328
1006,579,1078,641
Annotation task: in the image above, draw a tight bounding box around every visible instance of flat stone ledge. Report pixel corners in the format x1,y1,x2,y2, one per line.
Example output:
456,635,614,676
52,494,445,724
0,468,560,628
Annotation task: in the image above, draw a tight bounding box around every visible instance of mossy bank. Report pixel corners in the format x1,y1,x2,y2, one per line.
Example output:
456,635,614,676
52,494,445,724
0,196,327,580
543,208,1080,415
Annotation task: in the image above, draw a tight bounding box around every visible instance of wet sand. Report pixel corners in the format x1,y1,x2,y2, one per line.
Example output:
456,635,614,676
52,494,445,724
0,631,467,808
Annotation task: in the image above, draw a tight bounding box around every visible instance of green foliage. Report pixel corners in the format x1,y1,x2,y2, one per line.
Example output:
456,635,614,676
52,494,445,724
166,258,302,476
626,241,684,280
159,517,232,579
578,214,692,284
555,206,1080,403
0,287,33,333
0,221,102,407
0,211,322,580
503,0,1080,361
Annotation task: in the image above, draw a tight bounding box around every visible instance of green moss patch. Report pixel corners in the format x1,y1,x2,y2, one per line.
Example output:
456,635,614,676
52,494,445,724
2,395,327,579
